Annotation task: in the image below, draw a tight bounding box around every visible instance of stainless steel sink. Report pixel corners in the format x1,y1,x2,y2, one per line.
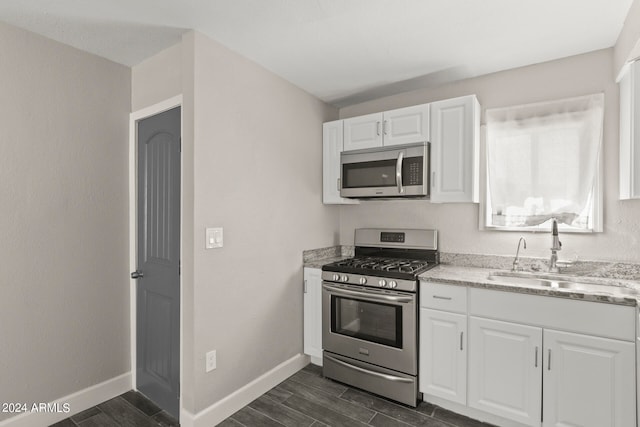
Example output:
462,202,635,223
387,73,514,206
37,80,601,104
487,273,639,297
487,274,560,288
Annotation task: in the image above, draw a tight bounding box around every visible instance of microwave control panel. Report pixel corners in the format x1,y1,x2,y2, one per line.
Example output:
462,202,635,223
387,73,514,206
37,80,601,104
404,157,423,185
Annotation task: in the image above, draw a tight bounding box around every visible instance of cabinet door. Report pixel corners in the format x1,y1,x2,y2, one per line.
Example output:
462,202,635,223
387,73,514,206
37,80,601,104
619,60,640,199
468,317,542,426
430,95,479,203
322,120,358,205
543,329,635,427
303,268,323,364
344,113,383,151
383,104,430,147
419,308,467,404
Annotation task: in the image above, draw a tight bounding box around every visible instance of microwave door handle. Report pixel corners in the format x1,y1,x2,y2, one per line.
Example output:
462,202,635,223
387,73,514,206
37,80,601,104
396,151,404,194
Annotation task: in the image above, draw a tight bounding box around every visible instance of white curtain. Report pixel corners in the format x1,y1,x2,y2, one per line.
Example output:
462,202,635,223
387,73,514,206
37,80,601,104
486,93,604,228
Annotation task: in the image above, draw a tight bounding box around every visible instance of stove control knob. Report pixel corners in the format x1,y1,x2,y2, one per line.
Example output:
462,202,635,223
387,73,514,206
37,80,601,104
359,277,367,285
378,279,387,287
333,274,340,281
388,280,397,289
341,275,349,282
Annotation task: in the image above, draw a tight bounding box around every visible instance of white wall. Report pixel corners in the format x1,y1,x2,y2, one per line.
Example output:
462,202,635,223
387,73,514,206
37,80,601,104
131,31,340,415
0,22,131,422
339,48,640,263
190,31,339,412
131,43,182,112
615,0,640,76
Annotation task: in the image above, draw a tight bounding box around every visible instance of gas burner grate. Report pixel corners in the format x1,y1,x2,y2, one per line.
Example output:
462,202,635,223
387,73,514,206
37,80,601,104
333,256,432,275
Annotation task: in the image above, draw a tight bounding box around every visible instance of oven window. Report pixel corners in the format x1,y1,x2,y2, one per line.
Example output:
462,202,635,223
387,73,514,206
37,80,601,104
331,296,402,348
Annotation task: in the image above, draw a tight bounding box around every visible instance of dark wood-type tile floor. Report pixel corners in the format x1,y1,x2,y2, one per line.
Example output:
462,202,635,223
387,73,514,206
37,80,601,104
50,390,179,427
51,364,494,427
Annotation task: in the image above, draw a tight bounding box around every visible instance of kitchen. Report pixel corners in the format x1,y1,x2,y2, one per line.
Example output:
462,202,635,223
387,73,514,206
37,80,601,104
1,1,640,427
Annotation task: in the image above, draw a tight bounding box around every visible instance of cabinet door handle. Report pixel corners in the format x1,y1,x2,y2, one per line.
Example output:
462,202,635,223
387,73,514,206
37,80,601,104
432,295,452,300
383,120,388,135
548,349,551,371
460,331,464,351
304,280,307,293
535,346,538,368
377,121,381,136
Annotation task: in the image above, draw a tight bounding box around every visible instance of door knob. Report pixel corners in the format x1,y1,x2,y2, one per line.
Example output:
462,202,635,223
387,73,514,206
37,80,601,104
130,270,144,279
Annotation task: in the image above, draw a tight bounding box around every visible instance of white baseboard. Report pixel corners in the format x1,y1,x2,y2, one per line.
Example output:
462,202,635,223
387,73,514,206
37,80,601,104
0,372,132,427
309,355,323,366
182,353,309,427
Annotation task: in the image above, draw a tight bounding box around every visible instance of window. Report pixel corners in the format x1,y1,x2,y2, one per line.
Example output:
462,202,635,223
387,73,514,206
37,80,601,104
484,94,604,232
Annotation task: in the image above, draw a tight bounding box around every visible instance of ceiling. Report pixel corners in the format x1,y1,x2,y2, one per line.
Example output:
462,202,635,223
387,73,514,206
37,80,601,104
0,0,634,106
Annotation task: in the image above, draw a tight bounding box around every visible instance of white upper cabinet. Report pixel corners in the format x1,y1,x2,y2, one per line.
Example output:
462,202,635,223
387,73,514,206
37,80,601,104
382,104,430,146
322,120,359,205
619,60,640,199
343,106,430,151
326,95,480,204
343,112,383,151
430,95,480,203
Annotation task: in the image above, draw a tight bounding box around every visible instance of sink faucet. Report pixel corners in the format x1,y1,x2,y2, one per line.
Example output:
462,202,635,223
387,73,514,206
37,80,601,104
549,218,562,273
511,237,527,271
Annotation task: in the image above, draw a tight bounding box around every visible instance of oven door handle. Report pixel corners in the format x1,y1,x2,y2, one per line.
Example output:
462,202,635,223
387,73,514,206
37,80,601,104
325,354,414,384
323,284,414,303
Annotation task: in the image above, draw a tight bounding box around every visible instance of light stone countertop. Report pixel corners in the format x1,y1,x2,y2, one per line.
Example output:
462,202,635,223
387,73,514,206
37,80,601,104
420,264,640,307
302,245,354,269
303,256,352,269
302,247,640,306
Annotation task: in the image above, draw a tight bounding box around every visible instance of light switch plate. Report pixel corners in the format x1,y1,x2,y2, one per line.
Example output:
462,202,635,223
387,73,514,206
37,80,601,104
206,350,217,372
205,227,223,249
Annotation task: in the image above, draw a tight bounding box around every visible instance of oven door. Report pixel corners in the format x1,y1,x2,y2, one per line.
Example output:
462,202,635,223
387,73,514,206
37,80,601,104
322,282,417,375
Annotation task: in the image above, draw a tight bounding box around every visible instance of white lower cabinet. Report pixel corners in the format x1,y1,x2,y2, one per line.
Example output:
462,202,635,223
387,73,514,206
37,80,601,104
419,308,467,404
303,267,322,364
467,317,635,427
543,329,635,427
419,283,636,427
468,317,542,426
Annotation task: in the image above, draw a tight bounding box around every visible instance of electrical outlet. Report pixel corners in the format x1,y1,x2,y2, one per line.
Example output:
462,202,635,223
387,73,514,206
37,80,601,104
206,350,217,372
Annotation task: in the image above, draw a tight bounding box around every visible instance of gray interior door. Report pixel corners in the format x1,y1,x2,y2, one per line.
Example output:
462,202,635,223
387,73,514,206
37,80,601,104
135,106,181,418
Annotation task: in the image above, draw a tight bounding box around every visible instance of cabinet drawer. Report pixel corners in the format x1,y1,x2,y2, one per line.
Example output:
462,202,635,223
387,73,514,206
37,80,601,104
469,288,635,342
420,282,467,313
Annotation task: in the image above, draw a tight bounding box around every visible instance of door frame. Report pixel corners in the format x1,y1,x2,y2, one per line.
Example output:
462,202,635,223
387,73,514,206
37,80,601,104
129,95,183,418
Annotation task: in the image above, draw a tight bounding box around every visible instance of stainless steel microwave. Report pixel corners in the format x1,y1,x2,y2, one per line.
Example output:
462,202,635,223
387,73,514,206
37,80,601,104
340,142,429,198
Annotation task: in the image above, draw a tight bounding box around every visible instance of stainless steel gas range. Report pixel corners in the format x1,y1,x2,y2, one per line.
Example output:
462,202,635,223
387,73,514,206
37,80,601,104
321,228,439,407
